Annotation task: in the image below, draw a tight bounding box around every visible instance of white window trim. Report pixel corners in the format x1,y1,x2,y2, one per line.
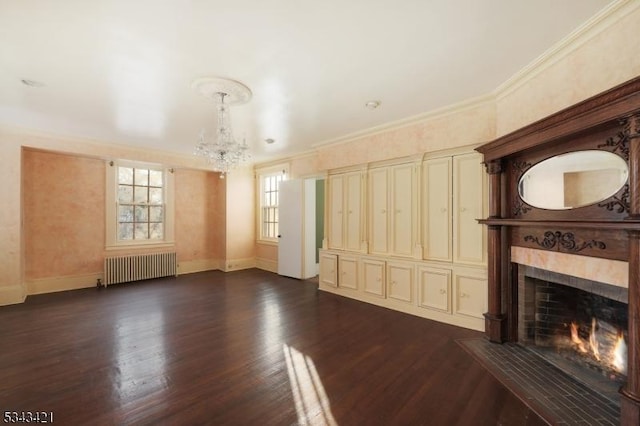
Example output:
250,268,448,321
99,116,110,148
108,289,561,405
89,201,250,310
105,159,175,249
255,163,289,244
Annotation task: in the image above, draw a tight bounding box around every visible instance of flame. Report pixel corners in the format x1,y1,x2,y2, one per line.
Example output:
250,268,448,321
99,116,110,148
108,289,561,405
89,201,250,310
613,334,627,375
588,317,601,361
568,317,627,376
570,322,588,353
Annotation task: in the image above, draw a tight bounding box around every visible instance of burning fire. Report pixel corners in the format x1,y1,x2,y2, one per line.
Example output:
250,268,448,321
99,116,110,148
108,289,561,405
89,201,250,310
613,334,627,375
588,317,600,361
570,321,587,353
568,317,626,375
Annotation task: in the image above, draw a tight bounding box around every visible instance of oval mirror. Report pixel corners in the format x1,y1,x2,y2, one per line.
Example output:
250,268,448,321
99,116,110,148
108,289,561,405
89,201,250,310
518,150,628,210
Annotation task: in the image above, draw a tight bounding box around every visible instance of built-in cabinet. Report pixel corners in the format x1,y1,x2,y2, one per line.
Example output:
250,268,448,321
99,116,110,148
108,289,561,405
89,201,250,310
320,149,488,331
453,154,487,265
369,163,419,257
328,171,365,252
423,153,486,265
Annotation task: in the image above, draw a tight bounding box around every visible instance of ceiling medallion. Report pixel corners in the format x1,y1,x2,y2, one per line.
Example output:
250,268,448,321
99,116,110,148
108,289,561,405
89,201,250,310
192,77,252,177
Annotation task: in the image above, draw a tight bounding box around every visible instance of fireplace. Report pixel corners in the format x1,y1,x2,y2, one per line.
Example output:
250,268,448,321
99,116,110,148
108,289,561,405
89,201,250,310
518,265,629,400
476,77,640,423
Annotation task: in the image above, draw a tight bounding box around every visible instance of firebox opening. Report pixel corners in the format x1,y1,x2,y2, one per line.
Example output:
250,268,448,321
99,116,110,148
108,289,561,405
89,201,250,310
518,266,629,402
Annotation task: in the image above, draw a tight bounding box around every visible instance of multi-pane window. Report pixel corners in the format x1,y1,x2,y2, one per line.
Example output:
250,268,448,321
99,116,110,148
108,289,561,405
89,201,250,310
260,171,286,241
117,166,164,241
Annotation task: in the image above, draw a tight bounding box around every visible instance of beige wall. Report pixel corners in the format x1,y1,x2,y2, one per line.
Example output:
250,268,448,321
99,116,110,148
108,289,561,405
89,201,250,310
174,168,223,265
0,135,24,304
223,167,256,270
23,150,105,281
21,148,231,294
496,2,640,136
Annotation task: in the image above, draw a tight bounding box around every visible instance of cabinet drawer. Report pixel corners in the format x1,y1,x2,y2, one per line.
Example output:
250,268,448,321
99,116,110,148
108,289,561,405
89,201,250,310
338,256,358,290
319,253,338,288
362,257,385,297
454,270,487,319
387,262,414,303
418,267,451,313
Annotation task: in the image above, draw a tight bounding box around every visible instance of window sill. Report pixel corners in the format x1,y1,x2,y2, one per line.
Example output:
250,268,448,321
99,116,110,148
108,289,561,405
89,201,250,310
256,239,278,246
105,241,176,252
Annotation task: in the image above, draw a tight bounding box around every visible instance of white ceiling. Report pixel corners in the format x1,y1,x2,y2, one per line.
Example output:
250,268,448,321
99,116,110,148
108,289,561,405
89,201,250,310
0,0,613,164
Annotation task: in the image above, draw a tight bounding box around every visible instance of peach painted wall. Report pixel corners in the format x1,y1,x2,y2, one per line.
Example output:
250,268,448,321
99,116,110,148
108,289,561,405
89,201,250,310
0,135,24,304
23,149,105,281
496,3,640,136
224,167,255,269
316,100,495,170
290,153,320,178
174,169,222,263
17,140,240,295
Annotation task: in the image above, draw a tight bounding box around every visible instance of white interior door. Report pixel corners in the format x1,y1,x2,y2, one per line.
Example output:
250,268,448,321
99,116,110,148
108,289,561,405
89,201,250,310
278,179,303,278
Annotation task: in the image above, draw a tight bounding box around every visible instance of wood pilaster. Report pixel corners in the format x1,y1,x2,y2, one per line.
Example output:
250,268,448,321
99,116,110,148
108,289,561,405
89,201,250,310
622,114,640,424
484,160,506,342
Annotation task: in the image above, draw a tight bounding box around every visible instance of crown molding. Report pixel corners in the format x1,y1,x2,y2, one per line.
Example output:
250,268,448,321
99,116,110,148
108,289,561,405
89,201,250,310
0,123,215,171
312,92,495,150
494,0,638,100
310,0,636,154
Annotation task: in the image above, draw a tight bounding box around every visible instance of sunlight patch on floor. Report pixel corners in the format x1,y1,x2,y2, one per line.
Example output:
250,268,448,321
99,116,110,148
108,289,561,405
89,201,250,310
283,344,337,426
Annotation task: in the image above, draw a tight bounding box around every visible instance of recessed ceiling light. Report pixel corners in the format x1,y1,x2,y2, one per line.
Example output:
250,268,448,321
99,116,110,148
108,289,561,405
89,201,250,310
365,100,381,110
21,79,45,88
265,138,275,144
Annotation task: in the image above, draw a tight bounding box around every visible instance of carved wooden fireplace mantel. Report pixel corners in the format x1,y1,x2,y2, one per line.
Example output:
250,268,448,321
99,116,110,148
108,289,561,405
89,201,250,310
476,76,640,425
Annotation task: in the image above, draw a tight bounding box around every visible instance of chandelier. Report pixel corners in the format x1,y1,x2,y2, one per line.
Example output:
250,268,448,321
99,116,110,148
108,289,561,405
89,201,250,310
192,77,252,177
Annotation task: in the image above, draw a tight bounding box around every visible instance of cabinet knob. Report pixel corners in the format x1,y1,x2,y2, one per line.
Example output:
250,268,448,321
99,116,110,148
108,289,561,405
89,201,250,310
460,207,467,212
439,289,446,295
377,278,381,282
381,209,386,214
338,210,342,214
461,292,469,298
395,209,402,214
440,207,447,213
348,210,353,214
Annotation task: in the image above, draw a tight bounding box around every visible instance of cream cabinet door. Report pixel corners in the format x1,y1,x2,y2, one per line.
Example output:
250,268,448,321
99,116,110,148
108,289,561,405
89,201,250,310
338,256,358,290
319,253,338,288
453,269,487,319
345,172,363,251
328,174,344,250
391,164,414,257
418,266,451,313
362,257,385,297
369,168,389,255
423,157,452,261
387,261,413,303
453,153,487,265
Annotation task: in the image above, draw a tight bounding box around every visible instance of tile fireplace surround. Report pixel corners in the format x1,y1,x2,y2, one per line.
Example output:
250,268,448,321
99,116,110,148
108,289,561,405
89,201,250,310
511,247,628,290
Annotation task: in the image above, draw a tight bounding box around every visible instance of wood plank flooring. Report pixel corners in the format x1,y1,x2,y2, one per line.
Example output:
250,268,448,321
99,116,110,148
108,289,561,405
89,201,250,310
0,269,546,425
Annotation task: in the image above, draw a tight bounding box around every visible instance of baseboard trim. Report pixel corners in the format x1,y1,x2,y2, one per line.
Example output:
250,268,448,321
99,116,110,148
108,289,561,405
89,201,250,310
178,258,221,275
256,258,278,273
0,284,26,306
26,273,102,296
222,258,257,272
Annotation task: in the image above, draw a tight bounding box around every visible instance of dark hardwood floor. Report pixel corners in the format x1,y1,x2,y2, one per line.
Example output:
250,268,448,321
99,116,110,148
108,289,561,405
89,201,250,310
0,269,546,425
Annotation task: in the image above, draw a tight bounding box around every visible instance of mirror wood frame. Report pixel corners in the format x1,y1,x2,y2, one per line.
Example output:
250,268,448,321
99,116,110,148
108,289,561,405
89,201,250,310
517,149,629,211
